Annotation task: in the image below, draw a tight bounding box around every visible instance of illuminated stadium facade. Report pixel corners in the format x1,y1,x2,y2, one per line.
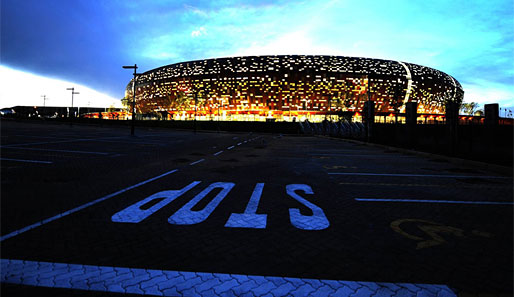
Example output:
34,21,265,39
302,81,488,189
126,55,464,122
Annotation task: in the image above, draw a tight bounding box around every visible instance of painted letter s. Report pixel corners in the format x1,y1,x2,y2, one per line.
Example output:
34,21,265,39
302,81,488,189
287,184,329,230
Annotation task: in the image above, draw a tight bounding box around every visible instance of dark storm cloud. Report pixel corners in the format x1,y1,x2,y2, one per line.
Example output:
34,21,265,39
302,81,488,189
1,0,513,107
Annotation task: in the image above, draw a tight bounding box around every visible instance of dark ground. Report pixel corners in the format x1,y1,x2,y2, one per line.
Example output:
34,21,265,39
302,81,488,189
1,120,512,296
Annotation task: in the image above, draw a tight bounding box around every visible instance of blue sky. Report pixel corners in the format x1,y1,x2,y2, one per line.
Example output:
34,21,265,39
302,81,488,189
1,0,513,109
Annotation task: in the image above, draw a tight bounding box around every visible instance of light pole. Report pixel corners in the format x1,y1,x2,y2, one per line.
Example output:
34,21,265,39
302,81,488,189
217,97,221,132
66,88,79,125
41,95,48,107
327,95,331,121
41,95,48,118
218,98,221,121
365,75,374,142
194,91,198,134
123,64,139,136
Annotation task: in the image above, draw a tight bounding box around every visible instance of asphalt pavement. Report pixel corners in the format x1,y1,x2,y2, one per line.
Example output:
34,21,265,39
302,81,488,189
1,120,512,296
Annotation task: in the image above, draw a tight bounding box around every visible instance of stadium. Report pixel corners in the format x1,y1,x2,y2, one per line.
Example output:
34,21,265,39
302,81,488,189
125,55,464,123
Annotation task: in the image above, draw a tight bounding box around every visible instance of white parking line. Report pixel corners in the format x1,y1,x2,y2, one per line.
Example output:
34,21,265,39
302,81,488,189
355,198,514,205
2,147,110,155
237,142,242,146
189,159,205,165
1,158,53,164
314,154,411,157
311,150,381,154
328,172,510,179
213,150,223,156
227,145,235,150
1,138,91,147
4,135,166,147
0,168,179,242
91,139,165,145
15,135,72,139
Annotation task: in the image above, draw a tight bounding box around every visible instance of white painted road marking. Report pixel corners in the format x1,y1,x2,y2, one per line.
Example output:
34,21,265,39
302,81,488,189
1,135,129,148
1,259,456,297
227,145,235,150
237,142,242,146
0,158,53,164
225,183,267,229
1,138,91,147
213,150,223,156
15,134,74,139
169,182,235,225
339,181,512,189
0,169,179,242
2,146,110,155
189,158,205,165
112,182,330,230
329,172,510,179
315,154,412,157
355,198,514,205
310,150,381,154
287,184,330,230
112,182,201,223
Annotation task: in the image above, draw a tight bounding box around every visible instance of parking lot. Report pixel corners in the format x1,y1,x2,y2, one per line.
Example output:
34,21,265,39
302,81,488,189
1,120,513,296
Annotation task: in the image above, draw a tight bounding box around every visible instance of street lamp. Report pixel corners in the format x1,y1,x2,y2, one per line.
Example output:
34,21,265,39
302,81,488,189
193,91,198,134
41,95,48,107
217,97,224,132
216,98,220,120
327,95,332,121
364,75,375,142
66,87,79,124
122,64,139,136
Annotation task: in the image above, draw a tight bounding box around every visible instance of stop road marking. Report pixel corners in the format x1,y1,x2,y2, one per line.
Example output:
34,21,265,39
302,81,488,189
112,182,330,230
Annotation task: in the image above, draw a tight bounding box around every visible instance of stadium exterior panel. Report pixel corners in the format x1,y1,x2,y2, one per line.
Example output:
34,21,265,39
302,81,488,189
126,55,464,122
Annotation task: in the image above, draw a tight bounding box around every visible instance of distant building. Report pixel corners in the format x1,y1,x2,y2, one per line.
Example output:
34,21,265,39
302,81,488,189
126,55,464,122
